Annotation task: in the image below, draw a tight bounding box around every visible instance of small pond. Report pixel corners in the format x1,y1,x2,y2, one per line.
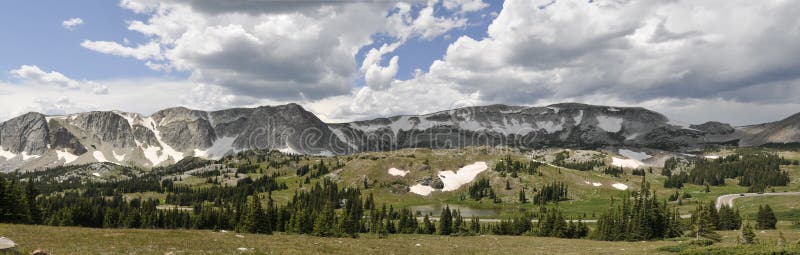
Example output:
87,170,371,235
407,204,502,217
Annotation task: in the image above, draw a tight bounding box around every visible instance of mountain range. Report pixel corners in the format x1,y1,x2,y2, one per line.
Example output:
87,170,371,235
1,103,798,172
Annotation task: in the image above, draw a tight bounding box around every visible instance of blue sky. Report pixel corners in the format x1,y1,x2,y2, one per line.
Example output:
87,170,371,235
1,0,799,126
0,0,166,81
1,0,500,85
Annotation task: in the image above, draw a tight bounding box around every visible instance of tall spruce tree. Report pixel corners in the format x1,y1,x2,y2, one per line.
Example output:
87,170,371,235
438,205,453,235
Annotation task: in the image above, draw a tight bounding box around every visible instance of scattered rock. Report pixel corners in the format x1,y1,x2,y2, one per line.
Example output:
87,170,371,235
235,234,245,238
430,178,444,189
0,237,16,252
31,249,51,255
415,243,421,247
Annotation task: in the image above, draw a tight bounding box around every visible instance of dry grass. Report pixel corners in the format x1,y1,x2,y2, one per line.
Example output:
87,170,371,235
0,224,677,255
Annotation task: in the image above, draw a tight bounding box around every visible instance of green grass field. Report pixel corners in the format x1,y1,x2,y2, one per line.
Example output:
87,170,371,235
3,223,800,255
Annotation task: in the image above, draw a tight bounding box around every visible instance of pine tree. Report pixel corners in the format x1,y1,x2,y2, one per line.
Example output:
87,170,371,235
740,222,756,244
756,205,777,229
24,180,41,224
691,204,722,242
438,205,453,235
518,189,527,203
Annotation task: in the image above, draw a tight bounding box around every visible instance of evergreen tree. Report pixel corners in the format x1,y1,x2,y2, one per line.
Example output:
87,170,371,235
740,222,756,244
438,205,453,235
756,205,777,229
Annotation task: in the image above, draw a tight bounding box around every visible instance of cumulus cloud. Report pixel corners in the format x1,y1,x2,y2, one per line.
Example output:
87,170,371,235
11,0,797,127
62,18,84,30
344,0,800,124
9,65,109,95
443,0,488,13
10,65,80,89
85,0,470,101
386,1,467,41
81,40,162,61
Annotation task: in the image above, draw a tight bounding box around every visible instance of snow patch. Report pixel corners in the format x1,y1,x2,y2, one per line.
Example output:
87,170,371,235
547,106,560,113
140,117,184,165
612,183,628,190
596,116,623,132
331,128,358,150
618,149,652,161
611,157,644,169
112,151,126,161
585,181,602,187
194,136,237,160
608,107,620,112
20,152,39,161
438,162,489,192
535,119,564,133
0,146,16,160
279,146,301,155
388,168,410,177
409,184,436,196
92,172,101,177
56,149,79,164
704,155,720,159
572,110,584,125
93,151,108,162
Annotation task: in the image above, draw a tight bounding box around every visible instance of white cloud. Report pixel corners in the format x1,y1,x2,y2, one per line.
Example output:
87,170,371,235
10,65,80,89
62,18,84,30
81,40,163,61
386,1,467,41
369,0,800,124
9,65,109,95
443,0,488,13
7,0,797,128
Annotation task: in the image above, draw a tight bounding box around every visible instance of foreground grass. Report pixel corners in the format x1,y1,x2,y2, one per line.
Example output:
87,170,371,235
2,223,800,254
0,224,677,255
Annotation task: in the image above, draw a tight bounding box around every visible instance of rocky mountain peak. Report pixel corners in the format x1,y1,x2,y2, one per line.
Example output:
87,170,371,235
0,112,49,155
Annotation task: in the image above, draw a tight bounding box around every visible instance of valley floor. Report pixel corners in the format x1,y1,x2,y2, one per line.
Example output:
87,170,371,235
3,224,800,255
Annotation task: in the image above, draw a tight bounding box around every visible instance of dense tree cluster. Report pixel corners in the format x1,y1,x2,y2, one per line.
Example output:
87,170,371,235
602,166,624,177
756,205,777,230
532,182,568,205
0,176,39,224
662,157,683,176
663,172,689,189
490,208,588,239
687,153,789,190
689,202,742,232
551,151,605,171
466,178,498,202
494,155,543,176
592,180,683,241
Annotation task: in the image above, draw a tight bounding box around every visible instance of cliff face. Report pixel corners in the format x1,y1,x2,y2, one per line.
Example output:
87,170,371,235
0,103,797,172
0,112,49,155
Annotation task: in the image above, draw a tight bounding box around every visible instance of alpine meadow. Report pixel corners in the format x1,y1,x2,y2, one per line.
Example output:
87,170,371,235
2,0,800,254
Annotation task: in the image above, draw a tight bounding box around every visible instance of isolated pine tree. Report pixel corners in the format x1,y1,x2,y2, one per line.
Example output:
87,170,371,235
740,223,756,244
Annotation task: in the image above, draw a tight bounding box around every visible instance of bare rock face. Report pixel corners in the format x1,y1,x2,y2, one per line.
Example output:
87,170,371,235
690,121,735,134
1,102,799,172
331,103,683,151
131,124,160,147
0,112,49,155
71,111,136,148
151,107,217,151
48,122,87,155
737,112,800,146
230,104,347,155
